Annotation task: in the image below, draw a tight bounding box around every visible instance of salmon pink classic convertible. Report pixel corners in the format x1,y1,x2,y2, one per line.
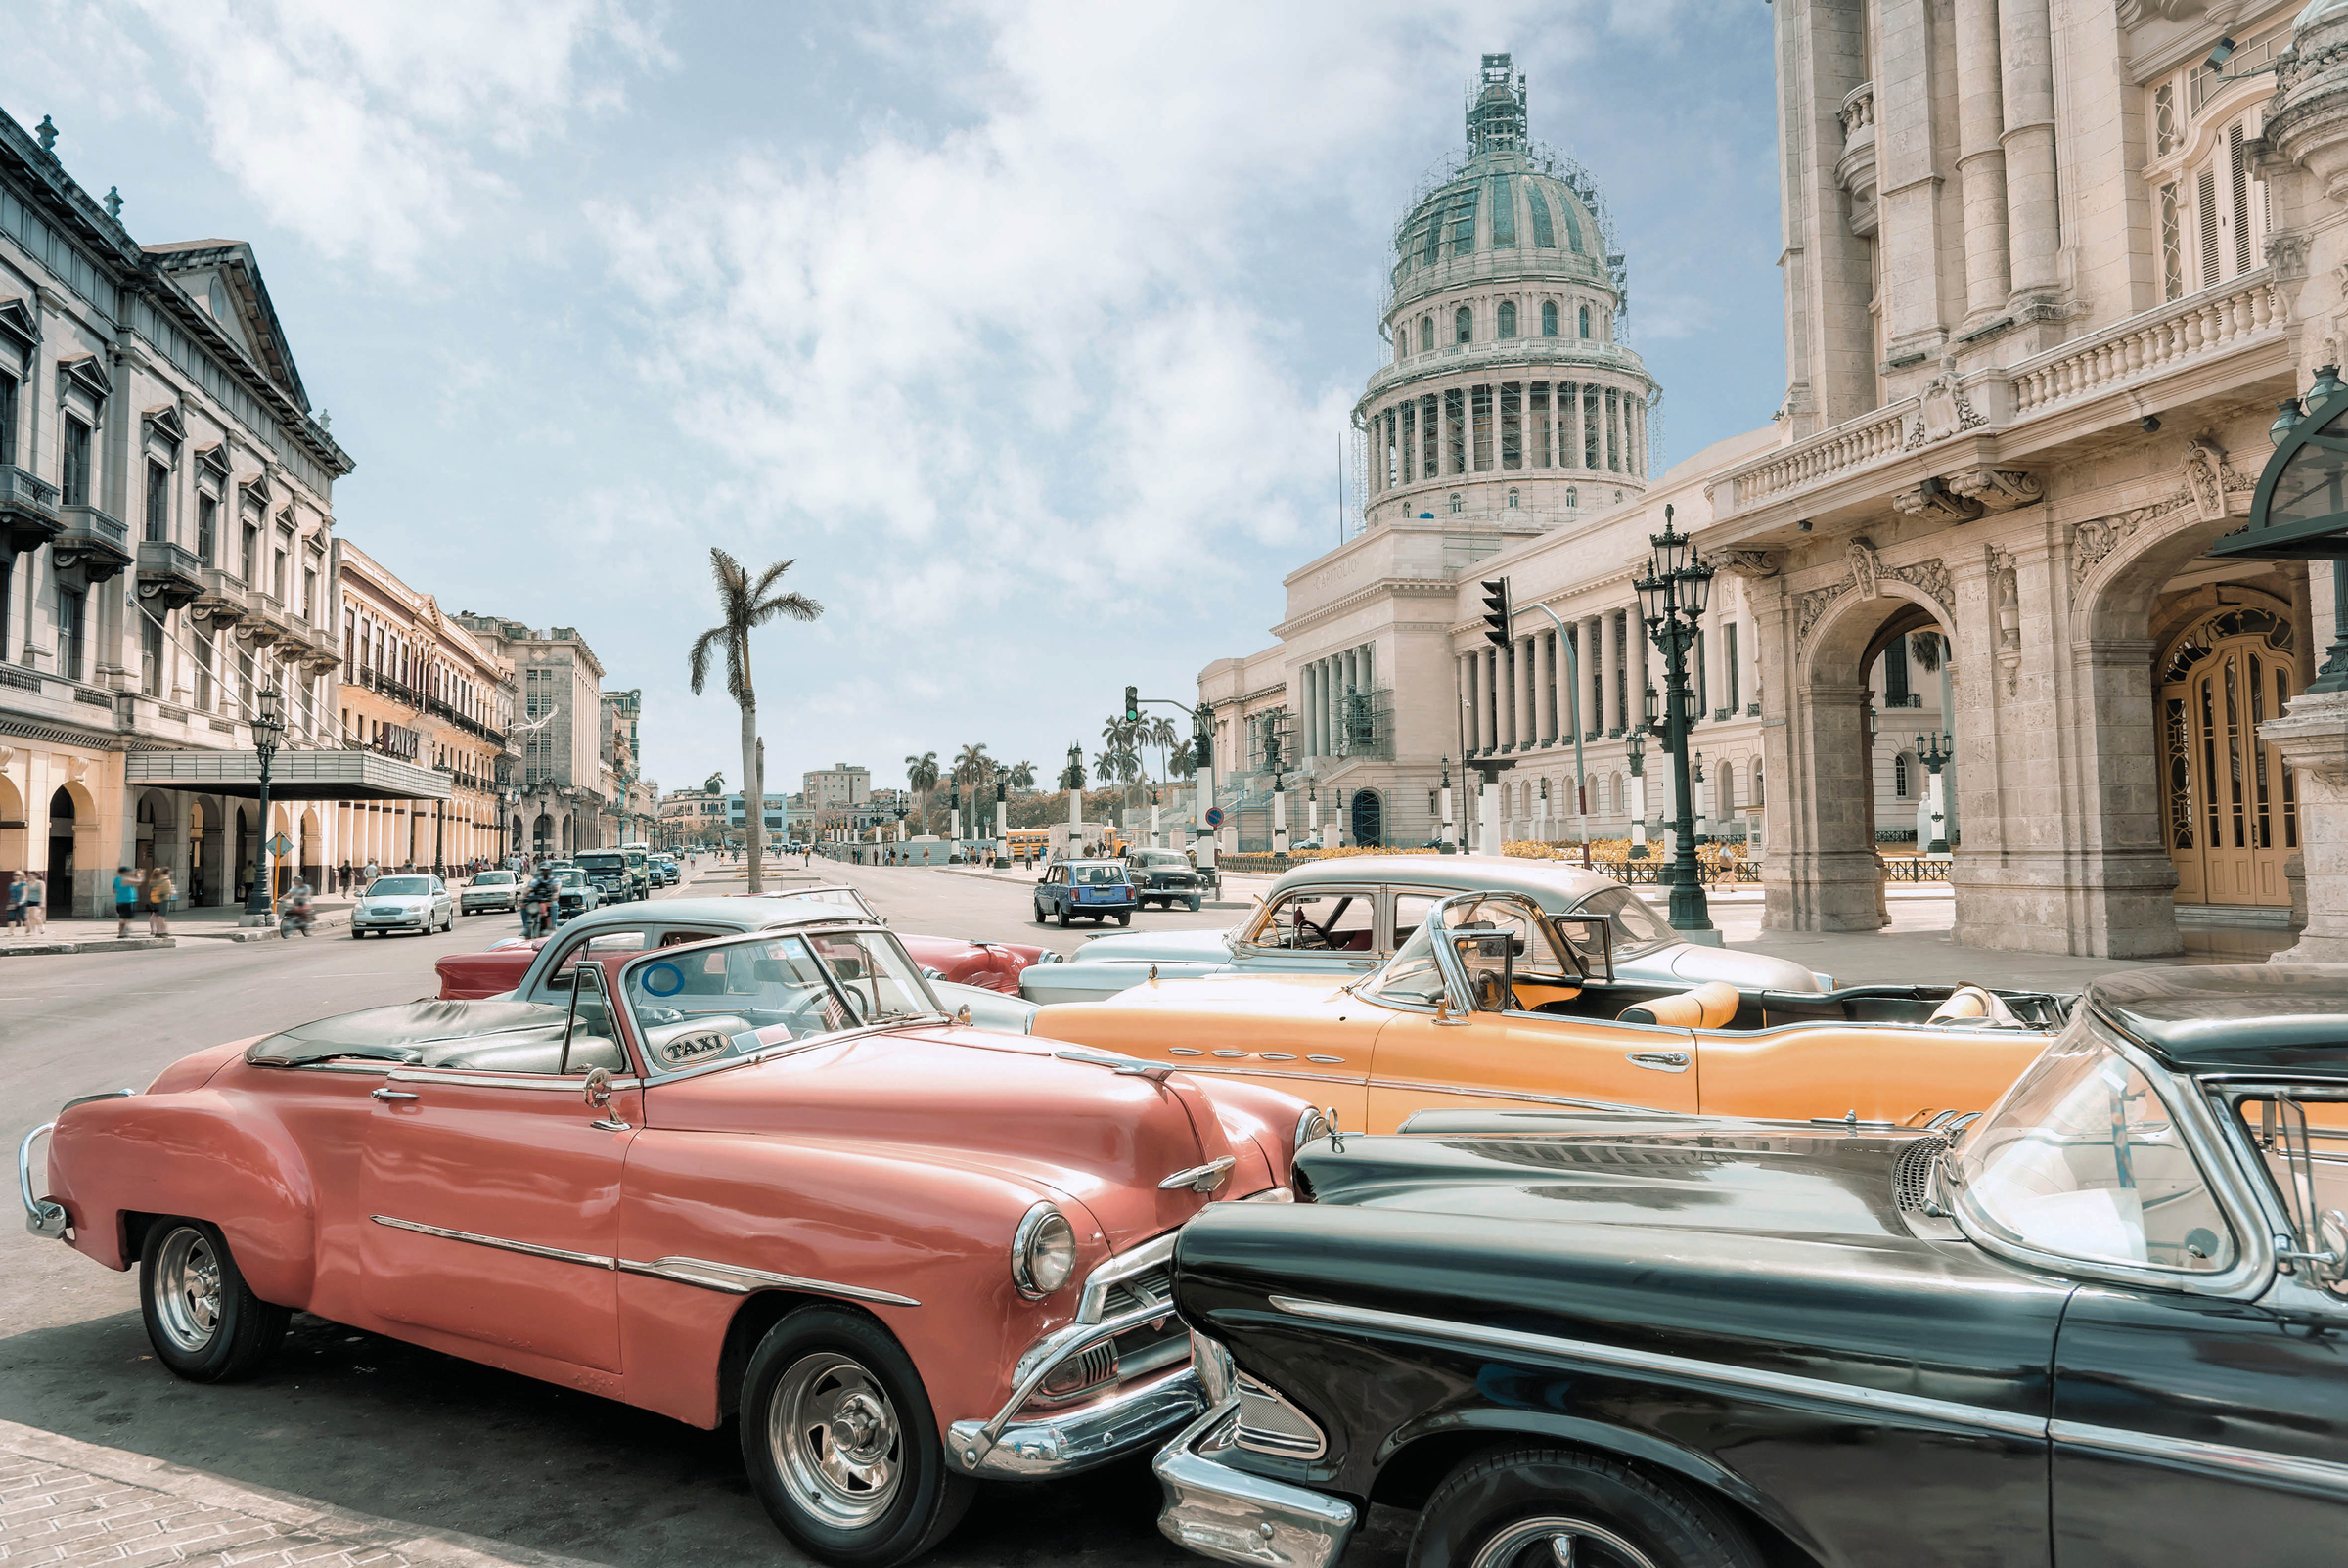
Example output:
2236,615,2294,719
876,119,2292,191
21,920,1314,1568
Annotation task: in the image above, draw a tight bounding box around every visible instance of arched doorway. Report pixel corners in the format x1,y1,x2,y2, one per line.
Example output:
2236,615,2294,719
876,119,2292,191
2159,604,2298,905
533,813,553,854
1349,788,1383,847
299,807,323,889
47,787,75,891
189,800,208,906
0,773,23,874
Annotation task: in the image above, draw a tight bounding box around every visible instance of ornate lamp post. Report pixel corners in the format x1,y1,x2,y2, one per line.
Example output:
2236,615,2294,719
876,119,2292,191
1624,722,1648,861
243,686,285,917
1693,751,1708,843
1633,506,1717,935
1915,730,1954,854
1438,757,1455,852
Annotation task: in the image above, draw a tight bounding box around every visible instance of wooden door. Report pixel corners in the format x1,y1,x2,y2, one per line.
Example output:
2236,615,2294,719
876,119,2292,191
2161,608,2298,907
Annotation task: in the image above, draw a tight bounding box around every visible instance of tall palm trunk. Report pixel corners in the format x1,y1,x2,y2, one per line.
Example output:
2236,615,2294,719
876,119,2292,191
740,648,763,895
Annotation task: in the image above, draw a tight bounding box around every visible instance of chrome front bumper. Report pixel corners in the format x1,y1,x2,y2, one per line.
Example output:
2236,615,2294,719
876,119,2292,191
1154,1400,1357,1568
947,1364,1203,1480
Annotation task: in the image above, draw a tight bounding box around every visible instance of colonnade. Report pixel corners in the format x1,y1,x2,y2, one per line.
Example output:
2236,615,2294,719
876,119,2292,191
1301,643,1376,758
1456,606,1647,755
1369,379,1648,496
327,793,500,874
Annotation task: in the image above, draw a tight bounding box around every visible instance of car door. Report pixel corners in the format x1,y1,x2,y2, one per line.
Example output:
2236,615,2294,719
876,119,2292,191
2052,1085,2348,1563
1366,892,1699,1132
356,967,641,1372
1234,887,1382,979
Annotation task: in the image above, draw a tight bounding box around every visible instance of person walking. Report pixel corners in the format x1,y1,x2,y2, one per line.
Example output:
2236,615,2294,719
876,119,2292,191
362,856,380,888
22,872,45,937
113,867,140,938
145,863,175,937
4,872,23,939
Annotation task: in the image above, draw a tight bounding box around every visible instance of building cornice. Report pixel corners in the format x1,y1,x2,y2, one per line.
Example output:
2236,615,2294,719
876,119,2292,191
1270,575,1461,641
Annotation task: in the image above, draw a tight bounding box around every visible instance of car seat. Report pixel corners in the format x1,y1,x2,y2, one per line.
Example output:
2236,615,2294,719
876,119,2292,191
1617,980,1740,1029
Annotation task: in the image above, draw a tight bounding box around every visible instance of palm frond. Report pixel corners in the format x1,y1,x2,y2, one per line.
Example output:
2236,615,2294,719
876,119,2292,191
687,626,727,695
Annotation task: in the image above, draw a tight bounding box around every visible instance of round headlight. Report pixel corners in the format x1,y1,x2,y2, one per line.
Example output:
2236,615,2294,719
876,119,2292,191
1012,1201,1077,1299
1295,1105,1330,1152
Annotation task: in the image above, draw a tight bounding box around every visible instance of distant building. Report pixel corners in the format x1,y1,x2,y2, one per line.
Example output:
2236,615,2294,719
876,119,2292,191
453,613,609,856
801,763,869,809
658,785,728,847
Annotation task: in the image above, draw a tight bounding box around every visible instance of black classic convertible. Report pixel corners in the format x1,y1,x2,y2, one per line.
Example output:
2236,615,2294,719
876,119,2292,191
1153,965,2348,1568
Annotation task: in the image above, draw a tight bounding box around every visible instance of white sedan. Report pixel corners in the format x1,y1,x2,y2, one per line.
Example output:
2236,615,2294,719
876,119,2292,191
350,874,456,937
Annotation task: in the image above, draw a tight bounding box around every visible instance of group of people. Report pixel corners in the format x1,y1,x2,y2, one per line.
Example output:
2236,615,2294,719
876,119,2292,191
2,870,49,937
111,865,179,938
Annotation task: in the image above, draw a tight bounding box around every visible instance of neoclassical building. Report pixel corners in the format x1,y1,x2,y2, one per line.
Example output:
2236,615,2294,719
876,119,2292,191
1204,16,2342,961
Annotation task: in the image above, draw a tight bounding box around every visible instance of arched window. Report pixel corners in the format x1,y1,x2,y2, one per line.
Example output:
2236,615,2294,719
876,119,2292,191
1720,764,1737,814
1610,772,1623,815
1541,300,1558,336
1497,300,1518,337
1507,488,1519,509
1566,486,1578,508
1447,493,1464,514
1894,754,1912,799
1578,304,1591,338
1455,306,1473,344
1420,316,1434,353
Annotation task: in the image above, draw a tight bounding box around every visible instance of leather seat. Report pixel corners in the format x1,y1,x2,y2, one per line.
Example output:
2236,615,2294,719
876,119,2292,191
1926,985,2017,1026
1618,980,1740,1029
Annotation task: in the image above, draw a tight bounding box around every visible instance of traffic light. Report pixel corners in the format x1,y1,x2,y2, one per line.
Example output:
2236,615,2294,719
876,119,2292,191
1124,686,1140,723
1481,578,1513,649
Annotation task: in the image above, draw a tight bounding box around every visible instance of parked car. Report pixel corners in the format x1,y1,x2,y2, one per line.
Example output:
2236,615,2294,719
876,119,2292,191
1035,860,1139,928
23,920,1319,1568
1126,848,1206,912
432,897,1044,1034
459,870,519,916
1020,854,1831,1007
651,857,680,887
1151,964,2348,1568
350,874,455,937
574,848,646,903
1033,885,2068,1134
435,887,1059,1003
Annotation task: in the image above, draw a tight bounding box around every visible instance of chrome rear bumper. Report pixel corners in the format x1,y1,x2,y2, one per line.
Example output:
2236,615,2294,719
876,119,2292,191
21,1090,134,1239
1155,1400,1357,1568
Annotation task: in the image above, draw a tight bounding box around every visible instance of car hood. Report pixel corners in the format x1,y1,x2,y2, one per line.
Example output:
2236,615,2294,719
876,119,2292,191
643,1024,1235,1252
1066,927,1235,963
362,893,436,907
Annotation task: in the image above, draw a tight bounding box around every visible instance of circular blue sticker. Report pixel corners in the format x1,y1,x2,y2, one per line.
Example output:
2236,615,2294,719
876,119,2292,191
639,962,686,998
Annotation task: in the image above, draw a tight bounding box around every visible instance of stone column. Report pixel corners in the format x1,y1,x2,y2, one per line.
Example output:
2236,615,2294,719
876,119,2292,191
1512,637,1531,750
2265,690,2348,962
1999,0,2059,304
1600,608,1620,734
1954,0,2011,326
1538,629,1557,743
1458,653,1472,756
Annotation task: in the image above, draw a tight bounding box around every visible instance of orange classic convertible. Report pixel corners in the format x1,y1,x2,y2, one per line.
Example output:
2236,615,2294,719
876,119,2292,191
21,921,1315,1568
1030,888,2075,1136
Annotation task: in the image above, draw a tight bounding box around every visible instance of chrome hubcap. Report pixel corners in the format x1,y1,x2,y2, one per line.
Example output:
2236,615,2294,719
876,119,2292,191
151,1228,223,1354
1469,1517,1660,1568
768,1353,903,1528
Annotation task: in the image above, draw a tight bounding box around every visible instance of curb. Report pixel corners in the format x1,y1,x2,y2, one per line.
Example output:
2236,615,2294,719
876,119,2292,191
0,936,174,956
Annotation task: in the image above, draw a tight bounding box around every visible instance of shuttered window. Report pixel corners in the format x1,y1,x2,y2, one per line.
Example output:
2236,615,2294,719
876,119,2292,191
2230,123,2252,275
2197,168,2220,289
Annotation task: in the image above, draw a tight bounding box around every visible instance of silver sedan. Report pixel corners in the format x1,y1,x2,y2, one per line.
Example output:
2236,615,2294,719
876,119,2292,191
351,874,456,937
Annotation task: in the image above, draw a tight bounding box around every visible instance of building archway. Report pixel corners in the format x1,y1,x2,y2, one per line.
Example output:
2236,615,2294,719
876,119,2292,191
533,812,554,854
0,773,23,874
298,807,324,889
48,783,99,911
1349,788,1383,847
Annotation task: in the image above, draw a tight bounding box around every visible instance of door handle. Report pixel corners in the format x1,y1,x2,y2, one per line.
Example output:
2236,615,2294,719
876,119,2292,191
371,1087,420,1101
1627,1051,1691,1072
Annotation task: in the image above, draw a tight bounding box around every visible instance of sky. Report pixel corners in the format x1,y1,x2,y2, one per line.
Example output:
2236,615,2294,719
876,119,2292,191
7,0,1784,801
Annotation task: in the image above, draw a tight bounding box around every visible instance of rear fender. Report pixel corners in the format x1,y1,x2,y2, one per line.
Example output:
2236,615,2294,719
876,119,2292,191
47,1089,317,1302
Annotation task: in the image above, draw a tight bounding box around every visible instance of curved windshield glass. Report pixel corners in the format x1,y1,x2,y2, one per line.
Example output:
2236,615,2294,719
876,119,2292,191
621,927,943,1072
1368,919,1451,1007
1567,885,1675,961
1952,1024,2234,1274
472,872,515,885
370,877,431,897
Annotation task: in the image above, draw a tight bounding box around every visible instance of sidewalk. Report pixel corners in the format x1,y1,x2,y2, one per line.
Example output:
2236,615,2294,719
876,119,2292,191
0,1415,601,1568
0,895,357,957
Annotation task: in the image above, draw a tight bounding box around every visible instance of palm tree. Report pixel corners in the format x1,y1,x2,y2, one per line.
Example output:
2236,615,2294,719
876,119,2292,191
1168,739,1197,780
1143,713,1177,781
906,750,939,836
952,743,994,835
688,548,822,895
1009,759,1036,790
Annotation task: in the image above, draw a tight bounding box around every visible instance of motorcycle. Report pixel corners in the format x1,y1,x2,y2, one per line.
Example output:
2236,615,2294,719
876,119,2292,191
278,898,316,939
520,888,555,939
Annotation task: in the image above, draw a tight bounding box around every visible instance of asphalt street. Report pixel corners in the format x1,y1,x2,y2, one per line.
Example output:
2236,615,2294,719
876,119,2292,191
0,860,1416,1567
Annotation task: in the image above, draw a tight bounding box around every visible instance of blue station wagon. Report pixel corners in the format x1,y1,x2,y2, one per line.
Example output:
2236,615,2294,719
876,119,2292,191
1033,859,1139,927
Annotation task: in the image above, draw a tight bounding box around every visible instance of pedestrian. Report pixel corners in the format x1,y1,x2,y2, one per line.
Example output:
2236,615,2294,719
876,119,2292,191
4,871,23,938
113,866,140,938
23,872,45,936
363,856,380,887
145,863,175,936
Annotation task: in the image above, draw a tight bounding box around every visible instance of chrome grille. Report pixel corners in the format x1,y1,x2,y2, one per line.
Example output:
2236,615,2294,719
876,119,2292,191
1235,1373,1327,1458
1101,1265,1174,1320
1035,1340,1119,1404
1894,1135,1949,1214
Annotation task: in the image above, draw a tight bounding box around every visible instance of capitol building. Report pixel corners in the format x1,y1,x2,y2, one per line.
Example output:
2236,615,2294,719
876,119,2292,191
1201,6,2348,963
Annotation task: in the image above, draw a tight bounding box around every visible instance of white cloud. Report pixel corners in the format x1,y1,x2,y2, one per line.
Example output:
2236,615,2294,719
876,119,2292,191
105,0,663,274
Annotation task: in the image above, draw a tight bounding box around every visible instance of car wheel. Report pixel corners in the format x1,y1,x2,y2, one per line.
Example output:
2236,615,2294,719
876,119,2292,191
138,1219,289,1384
1033,902,1049,925
1188,896,1202,912
1056,906,1069,928
739,1306,971,1568
1116,912,1131,926
1409,1446,1760,1568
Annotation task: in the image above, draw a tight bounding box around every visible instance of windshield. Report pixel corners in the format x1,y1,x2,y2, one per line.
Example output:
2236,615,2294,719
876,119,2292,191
576,854,624,871
1133,851,1187,867
1072,864,1127,885
621,927,943,1070
472,873,515,885
1368,918,1452,1007
552,870,587,887
762,887,878,918
370,877,431,897
1567,885,1676,961
1951,1022,2234,1274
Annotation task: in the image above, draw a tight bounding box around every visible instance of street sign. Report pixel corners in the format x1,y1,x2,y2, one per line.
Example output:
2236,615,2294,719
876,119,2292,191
1204,807,1225,829
265,833,294,857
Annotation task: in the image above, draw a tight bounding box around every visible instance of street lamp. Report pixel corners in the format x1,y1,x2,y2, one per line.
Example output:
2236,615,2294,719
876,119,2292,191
1624,723,1648,860
244,686,285,917
1636,505,1717,935
1915,730,1954,854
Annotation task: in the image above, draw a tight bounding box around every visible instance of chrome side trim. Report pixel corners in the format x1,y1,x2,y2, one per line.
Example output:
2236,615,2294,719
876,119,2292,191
385,1068,644,1093
2051,1419,2348,1499
369,1214,614,1270
951,1364,1204,1481
1384,1081,1655,1117
1077,1230,1179,1323
616,1254,920,1307
1269,1296,2047,1442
